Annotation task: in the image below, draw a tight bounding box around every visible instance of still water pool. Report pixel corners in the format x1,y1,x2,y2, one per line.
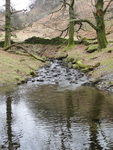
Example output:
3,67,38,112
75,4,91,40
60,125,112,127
0,83,113,150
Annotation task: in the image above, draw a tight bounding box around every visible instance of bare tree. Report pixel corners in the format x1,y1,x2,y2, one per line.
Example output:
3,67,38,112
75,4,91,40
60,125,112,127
72,0,113,49
46,0,76,47
49,0,113,49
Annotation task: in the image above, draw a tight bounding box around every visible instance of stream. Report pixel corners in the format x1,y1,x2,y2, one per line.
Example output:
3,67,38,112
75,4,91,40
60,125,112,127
0,60,113,150
28,60,90,89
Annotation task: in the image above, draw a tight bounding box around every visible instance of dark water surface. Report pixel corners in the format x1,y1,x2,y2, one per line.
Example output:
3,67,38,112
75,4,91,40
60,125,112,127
0,84,113,150
0,60,113,150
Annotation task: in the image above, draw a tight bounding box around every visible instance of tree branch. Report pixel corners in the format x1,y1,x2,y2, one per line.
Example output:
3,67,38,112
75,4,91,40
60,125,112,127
104,0,113,14
11,9,27,15
71,19,97,31
59,26,69,37
4,44,45,63
42,22,69,38
61,0,70,7
50,4,64,14
75,22,83,32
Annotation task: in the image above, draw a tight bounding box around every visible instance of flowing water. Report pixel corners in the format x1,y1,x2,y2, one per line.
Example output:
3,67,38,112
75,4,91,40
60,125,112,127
0,61,113,150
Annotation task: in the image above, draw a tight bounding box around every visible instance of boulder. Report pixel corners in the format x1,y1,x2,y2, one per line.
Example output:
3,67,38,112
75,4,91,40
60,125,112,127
86,44,98,53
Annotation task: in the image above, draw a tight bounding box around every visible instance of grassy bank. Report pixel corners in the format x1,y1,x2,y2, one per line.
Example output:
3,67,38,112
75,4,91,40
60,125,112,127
56,42,113,80
0,36,113,86
0,49,43,86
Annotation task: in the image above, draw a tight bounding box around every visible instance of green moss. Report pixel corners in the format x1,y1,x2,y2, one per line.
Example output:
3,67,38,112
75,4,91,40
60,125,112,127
72,61,94,73
14,76,21,81
30,71,37,77
24,36,67,45
73,64,79,69
24,36,79,46
94,62,100,68
42,56,46,61
108,81,113,85
92,58,113,78
86,44,98,53
35,50,39,54
61,45,75,52
82,66,94,73
81,68,88,73
76,61,87,68
82,37,90,45
0,49,42,85
15,51,25,55
66,57,74,62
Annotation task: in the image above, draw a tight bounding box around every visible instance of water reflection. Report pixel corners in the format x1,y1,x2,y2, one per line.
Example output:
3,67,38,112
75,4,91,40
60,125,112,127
1,90,20,149
0,85,113,149
6,96,13,150
88,91,105,150
59,91,74,150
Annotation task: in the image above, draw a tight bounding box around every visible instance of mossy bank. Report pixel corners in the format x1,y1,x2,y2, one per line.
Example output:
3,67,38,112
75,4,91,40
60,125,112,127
0,48,43,86
0,36,113,91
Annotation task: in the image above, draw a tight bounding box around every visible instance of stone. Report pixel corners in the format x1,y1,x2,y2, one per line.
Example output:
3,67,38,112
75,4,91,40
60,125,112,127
86,44,98,53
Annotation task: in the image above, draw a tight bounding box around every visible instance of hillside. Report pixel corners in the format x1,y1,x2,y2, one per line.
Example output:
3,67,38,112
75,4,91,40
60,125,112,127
12,0,113,41
0,0,113,41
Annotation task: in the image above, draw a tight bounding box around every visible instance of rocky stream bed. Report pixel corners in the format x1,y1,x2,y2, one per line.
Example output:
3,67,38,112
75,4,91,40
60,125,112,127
25,59,113,93
96,74,113,92
27,59,90,90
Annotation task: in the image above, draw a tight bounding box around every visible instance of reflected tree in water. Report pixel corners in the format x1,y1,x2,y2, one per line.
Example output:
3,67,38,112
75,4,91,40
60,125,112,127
89,91,105,150
6,96,13,150
1,92,20,149
60,91,74,150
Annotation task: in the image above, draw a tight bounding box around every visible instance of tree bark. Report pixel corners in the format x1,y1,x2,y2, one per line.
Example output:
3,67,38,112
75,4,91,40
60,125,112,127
4,0,11,49
94,0,107,49
68,0,75,47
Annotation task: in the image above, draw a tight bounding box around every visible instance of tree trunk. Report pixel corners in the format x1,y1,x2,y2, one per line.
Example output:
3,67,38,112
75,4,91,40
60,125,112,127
4,0,11,49
96,28,107,49
94,0,107,49
68,0,75,47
